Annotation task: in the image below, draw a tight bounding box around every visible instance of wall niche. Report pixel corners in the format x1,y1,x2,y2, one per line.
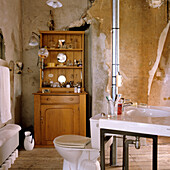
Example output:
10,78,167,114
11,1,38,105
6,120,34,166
0,29,5,60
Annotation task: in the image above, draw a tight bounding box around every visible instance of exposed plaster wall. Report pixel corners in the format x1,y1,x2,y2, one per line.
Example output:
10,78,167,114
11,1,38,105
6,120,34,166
0,0,22,125
148,27,170,106
119,0,169,106
88,0,170,115
22,0,88,127
88,0,112,116
148,22,169,96
22,0,169,128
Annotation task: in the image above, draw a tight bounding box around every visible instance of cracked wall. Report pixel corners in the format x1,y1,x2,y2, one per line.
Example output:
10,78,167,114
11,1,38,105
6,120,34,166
0,0,22,126
87,0,112,116
21,0,112,127
22,0,89,127
119,0,169,107
21,0,170,128
148,23,170,106
0,0,169,131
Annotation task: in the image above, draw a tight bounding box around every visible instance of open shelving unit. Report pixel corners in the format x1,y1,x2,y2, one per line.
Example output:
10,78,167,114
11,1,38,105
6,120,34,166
39,31,85,92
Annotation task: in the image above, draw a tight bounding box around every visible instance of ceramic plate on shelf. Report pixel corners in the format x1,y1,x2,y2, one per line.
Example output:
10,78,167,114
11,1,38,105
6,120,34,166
58,75,66,84
57,53,67,63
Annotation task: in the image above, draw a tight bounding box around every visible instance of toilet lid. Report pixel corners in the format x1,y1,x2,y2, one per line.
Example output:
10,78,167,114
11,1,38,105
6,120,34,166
54,135,91,148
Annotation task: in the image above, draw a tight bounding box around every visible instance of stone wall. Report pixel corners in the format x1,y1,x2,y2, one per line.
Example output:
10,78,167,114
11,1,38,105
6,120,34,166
21,0,169,128
88,1,112,115
119,0,169,106
21,0,89,127
0,0,22,125
88,0,170,116
1,0,168,129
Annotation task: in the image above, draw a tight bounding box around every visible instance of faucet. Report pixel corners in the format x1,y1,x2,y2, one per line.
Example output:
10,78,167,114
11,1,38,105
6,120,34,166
123,102,133,107
122,98,133,107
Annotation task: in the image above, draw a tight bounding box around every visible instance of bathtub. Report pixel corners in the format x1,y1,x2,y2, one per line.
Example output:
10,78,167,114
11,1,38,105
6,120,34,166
0,124,21,166
0,59,21,168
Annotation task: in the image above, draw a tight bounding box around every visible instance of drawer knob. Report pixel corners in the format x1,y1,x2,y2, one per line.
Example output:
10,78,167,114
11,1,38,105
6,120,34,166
69,98,74,101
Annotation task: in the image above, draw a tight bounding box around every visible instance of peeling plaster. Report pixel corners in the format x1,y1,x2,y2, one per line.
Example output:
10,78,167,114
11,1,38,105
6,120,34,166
42,0,112,116
148,21,170,96
90,19,111,115
0,0,22,125
22,0,89,128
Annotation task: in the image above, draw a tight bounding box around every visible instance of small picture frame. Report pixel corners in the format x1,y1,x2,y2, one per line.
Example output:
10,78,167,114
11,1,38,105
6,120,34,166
42,89,50,93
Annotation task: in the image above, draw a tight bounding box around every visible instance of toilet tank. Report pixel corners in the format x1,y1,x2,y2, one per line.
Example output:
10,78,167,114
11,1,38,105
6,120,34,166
90,113,103,150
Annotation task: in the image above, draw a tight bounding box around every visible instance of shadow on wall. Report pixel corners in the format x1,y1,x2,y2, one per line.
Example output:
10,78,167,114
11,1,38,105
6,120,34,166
0,29,5,60
69,22,92,137
15,95,22,125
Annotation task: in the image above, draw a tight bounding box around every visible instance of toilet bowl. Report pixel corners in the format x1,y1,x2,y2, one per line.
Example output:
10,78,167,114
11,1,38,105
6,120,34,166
53,113,102,170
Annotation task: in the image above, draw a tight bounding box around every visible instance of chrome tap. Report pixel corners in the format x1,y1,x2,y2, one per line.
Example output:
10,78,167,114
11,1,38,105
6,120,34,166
123,102,133,107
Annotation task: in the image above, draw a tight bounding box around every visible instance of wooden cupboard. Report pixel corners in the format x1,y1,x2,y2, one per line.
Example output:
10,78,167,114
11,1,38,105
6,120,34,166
34,93,86,146
34,31,86,147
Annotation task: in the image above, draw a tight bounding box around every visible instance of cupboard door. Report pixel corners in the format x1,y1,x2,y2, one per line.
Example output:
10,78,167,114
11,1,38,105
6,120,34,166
41,104,80,145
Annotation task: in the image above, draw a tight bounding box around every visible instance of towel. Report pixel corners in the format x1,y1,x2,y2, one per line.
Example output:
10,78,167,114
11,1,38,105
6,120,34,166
0,66,12,123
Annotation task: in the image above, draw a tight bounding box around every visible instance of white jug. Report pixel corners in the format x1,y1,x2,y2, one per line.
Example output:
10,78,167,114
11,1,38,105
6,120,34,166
24,131,34,151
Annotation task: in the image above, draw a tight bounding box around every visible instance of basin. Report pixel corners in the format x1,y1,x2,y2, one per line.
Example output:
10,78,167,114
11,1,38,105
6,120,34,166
99,106,170,137
126,106,170,117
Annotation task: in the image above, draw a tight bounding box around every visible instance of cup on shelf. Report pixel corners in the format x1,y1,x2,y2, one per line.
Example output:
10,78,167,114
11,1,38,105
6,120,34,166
58,39,65,48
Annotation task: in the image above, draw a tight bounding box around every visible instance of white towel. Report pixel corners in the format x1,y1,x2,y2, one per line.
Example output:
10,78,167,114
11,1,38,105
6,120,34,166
0,66,12,123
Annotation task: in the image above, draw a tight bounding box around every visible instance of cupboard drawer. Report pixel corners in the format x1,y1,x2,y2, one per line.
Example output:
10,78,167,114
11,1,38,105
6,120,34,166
41,96,79,104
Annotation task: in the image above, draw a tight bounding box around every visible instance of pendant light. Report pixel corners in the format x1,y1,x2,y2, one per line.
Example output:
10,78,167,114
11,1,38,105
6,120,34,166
147,0,164,8
46,0,62,8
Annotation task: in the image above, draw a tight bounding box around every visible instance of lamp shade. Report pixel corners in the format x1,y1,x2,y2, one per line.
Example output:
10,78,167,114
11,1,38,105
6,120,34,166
46,0,62,8
29,34,39,47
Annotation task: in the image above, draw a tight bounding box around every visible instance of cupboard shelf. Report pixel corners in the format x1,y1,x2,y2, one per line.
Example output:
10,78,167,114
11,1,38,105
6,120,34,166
47,48,83,51
39,30,85,91
44,66,83,69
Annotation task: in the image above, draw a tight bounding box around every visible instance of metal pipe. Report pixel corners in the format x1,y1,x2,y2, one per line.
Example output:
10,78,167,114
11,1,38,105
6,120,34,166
124,139,134,170
111,0,120,166
134,136,140,149
112,0,120,99
110,136,117,165
124,137,141,170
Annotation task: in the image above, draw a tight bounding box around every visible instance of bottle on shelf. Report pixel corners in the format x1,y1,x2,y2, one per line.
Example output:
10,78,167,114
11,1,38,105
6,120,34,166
77,85,81,93
47,10,54,31
74,85,78,93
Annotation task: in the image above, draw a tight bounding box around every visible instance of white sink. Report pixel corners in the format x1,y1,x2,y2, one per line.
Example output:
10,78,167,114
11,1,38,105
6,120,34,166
99,106,170,137
126,107,170,117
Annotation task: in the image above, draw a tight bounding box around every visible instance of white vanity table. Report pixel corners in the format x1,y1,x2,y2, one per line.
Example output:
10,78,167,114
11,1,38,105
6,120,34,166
99,106,170,170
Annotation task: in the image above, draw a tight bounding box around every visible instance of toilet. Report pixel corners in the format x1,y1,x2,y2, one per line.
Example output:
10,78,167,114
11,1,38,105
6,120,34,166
53,113,102,170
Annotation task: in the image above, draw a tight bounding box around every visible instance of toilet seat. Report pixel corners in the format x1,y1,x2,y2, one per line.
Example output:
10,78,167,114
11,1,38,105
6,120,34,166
54,135,91,149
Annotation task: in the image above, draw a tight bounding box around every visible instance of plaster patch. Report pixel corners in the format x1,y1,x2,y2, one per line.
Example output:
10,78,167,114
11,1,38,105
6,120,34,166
90,22,109,114
148,21,170,96
164,74,169,83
